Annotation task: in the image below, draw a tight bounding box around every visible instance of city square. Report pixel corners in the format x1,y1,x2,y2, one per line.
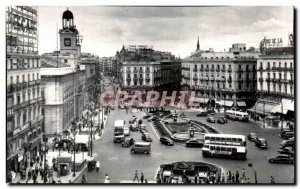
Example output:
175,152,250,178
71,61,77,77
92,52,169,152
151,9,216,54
5,6,295,184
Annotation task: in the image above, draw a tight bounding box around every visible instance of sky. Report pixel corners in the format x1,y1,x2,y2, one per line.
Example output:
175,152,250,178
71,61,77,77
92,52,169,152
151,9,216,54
37,6,294,58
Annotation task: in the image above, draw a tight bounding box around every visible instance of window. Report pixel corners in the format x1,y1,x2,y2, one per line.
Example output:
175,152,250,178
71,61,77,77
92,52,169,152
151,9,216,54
127,74,130,78
290,73,293,80
285,62,287,68
32,74,35,81
10,76,13,84
273,73,276,79
217,65,220,69
273,62,275,67
279,62,281,67
223,65,225,69
239,65,242,69
267,62,270,68
139,74,142,78
290,86,293,94
246,65,249,71
279,85,281,93
239,84,242,90
268,84,270,92
267,73,270,78
279,73,282,80
290,62,293,68
284,73,287,80
239,74,242,79
28,74,30,81
23,112,27,124
229,84,232,88
146,67,149,71
64,59,68,63
284,85,287,94
16,76,19,83
273,84,276,92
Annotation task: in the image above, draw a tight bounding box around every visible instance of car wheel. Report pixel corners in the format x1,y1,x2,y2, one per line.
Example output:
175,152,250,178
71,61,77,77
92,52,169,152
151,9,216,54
270,159,273,163
144,150,148,154
131,150,135,153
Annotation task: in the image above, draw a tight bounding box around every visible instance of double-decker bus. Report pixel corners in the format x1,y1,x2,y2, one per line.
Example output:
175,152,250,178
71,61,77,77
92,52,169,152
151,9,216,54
225,110,249,122
202,133,247,160
113,120,125,143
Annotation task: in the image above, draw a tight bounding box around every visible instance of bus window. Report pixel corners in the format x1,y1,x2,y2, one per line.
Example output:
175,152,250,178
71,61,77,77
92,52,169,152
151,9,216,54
221,138,226,141
232,138,238,142
243,141,246,146
216,137,220,141
221,147,226,151
238,138,242,142
210,146,215,150
216,147,220,151
205,136,210,140
226,148,231,151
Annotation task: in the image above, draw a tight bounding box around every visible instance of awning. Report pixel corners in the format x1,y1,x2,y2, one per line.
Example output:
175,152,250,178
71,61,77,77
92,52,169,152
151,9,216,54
272,99,294,114
216,100,234,107
32,129,37,133
192,97,209,104
236,101,247,107
28,132,32,136
247,101,279,116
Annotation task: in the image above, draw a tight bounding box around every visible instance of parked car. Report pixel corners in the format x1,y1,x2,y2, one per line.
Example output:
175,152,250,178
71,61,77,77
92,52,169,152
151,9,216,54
268,154,294,164
281,131,294,140
220,117,228,123
185,139,203,148
148,116,158,122
277,147,294,157
196,112,208,117
206,117,215,123
280,139,294,149
124,126,130,136
247,133,257,141
142,132,152,142
207,109,216,115
254,138,268,149
130,123,139,131
217,118,225,124
143,115,151,119
160,136,174,146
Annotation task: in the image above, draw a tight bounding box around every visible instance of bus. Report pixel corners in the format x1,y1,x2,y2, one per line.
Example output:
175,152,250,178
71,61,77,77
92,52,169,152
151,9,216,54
202,133,247,160
225,110,249,122
113,120,125,143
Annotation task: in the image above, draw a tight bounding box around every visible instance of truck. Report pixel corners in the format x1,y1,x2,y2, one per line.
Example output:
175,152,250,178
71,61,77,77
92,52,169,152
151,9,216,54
113,120,125,143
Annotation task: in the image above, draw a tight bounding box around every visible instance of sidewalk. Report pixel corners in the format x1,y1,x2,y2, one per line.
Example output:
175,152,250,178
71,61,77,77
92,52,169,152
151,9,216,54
120,180,156,183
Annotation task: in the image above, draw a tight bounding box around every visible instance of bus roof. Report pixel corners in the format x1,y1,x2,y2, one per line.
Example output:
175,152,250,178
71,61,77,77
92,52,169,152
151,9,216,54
226,110,248,115
204,133,246,139
114,120,125,127
135,142,151,146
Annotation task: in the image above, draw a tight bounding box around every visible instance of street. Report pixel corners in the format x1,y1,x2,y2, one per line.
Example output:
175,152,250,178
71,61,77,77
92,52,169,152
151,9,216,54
76,107,294,183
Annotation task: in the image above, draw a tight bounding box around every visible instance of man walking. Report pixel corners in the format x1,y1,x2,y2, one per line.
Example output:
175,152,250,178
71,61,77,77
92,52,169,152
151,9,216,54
133,170,139,182
270,176,275,183
140,172,144,183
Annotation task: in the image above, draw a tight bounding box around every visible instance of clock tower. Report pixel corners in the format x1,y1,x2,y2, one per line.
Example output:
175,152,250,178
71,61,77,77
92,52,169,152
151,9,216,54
59,8,82,57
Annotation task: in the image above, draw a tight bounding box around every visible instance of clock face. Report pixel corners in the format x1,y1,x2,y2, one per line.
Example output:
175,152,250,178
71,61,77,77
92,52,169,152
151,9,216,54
64,38,71,46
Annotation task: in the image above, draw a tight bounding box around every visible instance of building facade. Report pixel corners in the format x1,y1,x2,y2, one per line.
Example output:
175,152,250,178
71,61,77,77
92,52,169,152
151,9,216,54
248,37,294,121
182,42,260,108
117,45,181,90
6,6,44,173
41,9,97,136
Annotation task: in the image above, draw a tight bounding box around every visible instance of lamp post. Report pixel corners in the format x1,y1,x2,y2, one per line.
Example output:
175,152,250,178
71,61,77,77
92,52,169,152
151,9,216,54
90,113,93,157
42,134,48,183
72,133,76,177
281,99,283,130
248,163,257,184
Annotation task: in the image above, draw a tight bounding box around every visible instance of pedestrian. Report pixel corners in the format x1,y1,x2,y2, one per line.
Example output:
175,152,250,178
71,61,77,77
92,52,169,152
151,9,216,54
36,156,40,164
246,178,251,184
194,174,198,184
270,176,275,183
28,169,31,181
140,172,144,183
241,168,246,179
145,179,148,183
82,174,86,183
228,171,232,183
236,170,240,183
231,173,235,183
221,173,225,183
133,170,139,182
32,172,37,183
104,174,110,183
35,164,39,176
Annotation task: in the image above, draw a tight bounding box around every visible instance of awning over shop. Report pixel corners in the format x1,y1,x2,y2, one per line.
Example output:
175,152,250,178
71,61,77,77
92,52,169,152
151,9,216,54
192,97,209,104
236,101,247,107
216,100,234,107
247,101,279,116
272,99,294,114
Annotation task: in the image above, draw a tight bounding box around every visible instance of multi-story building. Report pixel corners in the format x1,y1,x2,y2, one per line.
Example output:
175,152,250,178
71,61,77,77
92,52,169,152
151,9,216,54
6,6,43,174
117,45,181,91
41,9,97,136
182,40,260,109
248,36,294,122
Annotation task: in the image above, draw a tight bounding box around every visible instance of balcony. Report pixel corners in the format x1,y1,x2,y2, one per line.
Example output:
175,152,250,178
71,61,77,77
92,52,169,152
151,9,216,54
145,76,150,80
237,69,244,73
272,78,278,83
145,69,150,73
289,79,294,84
216,68,220,72
265,67,271,71
210,68,215,72
200,68,204,71
221,68,226,72
259,78,264,82
266,78,271,83
139,70,143,73
133,70,138,73
193,68,197,72
211,77,215,81
227,68,232,72
205,68,209,71
126,70,131,73
227,78,232,83
257,66,264,71
238,78,243,81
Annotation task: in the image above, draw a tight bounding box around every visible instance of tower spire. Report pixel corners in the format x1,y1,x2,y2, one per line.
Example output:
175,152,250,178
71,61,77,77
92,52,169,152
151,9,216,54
196,36,200,51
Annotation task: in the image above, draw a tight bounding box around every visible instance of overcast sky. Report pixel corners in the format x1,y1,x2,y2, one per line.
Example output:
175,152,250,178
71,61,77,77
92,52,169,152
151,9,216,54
37,6,293,58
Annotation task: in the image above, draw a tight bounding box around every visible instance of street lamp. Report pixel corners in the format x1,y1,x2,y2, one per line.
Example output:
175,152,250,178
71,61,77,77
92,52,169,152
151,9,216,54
72,133,77,177
42,134,48,183
248,163,257,184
